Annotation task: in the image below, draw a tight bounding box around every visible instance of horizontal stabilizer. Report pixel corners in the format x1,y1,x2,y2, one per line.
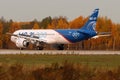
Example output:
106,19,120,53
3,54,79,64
97,32,111,35
92,32,111,39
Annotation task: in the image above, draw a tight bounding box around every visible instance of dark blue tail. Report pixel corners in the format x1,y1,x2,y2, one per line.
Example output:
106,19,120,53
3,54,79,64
78,8,99,36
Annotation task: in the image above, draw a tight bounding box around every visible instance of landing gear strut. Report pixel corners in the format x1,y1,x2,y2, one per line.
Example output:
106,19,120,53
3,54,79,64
35,41,45,50
54,44,64,50
36,46,44,50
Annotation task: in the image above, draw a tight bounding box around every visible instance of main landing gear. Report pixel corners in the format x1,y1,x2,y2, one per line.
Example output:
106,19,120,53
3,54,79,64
53,44,64,50
35,41,45,50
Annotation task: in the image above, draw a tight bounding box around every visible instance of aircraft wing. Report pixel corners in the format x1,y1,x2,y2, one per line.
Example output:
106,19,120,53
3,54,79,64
6,32,18,37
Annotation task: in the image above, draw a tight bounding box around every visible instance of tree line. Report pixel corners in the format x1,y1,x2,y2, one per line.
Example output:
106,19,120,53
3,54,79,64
0,16,120,50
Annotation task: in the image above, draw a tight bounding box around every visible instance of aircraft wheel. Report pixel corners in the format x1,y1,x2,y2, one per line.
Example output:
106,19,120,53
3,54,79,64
57,44,64,50
20,48,24,50
36,46,44,50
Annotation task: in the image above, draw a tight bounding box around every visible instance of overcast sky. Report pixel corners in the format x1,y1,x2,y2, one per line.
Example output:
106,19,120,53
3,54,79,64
0,0,119,23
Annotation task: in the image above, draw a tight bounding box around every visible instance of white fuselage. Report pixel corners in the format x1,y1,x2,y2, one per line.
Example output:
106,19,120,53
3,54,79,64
11,29,71,45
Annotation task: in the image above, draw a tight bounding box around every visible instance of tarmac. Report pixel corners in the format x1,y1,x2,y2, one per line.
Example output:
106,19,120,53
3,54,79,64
0,49,120,55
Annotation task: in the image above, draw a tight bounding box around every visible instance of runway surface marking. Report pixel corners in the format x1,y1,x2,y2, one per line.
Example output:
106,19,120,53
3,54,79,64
0,49,120,54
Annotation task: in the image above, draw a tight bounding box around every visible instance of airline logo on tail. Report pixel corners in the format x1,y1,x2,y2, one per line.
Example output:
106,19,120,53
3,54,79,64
78,8,99,37
88,9,99,31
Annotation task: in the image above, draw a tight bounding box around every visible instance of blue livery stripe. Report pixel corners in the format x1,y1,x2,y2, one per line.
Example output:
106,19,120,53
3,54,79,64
54,9,99,43
54,30,73,43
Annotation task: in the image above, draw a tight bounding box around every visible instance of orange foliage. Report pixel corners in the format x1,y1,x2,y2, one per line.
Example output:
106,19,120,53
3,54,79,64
48,17,68,29
0,22,3,35
9,22,21,33
33,22,39,29
57,18,68,29
69,16,84,29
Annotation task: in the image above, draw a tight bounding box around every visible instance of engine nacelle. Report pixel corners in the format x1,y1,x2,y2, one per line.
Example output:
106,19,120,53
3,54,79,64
16,38,29,48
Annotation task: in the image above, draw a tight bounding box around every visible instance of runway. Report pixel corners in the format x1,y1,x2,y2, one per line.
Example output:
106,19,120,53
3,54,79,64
0,49,120,54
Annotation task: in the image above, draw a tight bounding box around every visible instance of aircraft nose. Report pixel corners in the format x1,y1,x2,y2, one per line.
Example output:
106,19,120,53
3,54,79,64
11,36,16,42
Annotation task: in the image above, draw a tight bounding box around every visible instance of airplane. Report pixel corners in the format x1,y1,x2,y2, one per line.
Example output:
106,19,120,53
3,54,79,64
9,8,110,50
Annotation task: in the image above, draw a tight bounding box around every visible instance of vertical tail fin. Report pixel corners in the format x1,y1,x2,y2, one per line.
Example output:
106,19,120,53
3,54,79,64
81,8,99,32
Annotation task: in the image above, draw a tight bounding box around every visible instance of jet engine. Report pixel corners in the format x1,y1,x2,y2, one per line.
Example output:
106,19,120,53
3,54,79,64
15,38,29,48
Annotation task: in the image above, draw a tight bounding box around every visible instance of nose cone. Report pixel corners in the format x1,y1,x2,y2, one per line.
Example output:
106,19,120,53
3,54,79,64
11,30,20,43
11,36,14,42
11,36,17,43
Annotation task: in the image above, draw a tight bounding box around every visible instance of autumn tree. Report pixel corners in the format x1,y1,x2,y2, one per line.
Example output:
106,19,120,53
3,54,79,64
0,22,3,48
33,22,39,29
20,22,32,29
109,24,120,50
0,22,3,35
69,16,84,29
48,17,59,29
96,17,112,32
9,22,21,33
57,17,69,29
40,16,52,29
48,16,68,29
